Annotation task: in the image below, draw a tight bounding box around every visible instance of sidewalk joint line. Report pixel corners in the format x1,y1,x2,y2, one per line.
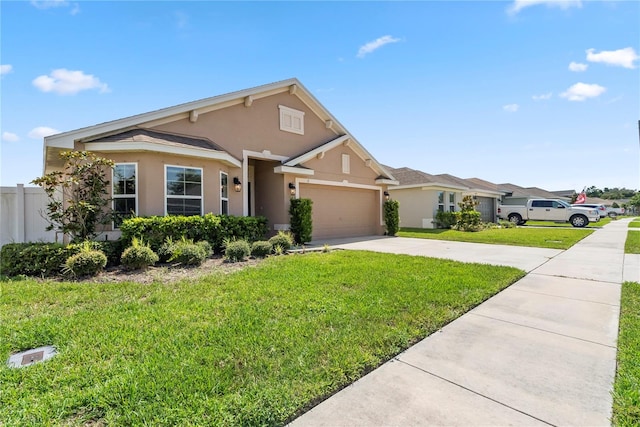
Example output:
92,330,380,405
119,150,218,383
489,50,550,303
469,312,617,348
526,272,622,286
509,287,620,307
395,358,557,427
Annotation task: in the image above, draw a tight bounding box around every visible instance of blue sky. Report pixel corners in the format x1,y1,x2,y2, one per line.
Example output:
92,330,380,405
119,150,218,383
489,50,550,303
2,0,639,192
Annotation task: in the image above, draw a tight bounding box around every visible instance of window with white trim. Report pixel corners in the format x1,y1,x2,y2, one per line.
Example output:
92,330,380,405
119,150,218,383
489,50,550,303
437,191,445,212
279,105,304,135
165,165,202,216
342,154,350,174
449,193,456,212
220,172,229,215
113,163,137,228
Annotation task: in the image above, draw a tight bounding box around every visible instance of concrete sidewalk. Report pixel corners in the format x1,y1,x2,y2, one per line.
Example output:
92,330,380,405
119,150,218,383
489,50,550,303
292,219,636,426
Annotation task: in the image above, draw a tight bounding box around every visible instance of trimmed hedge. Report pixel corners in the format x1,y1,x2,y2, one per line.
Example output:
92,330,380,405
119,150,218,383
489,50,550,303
0,242,77,277
383,199,400,236
119,214,268,253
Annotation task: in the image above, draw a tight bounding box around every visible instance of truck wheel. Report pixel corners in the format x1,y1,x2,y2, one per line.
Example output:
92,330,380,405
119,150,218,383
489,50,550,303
570,215,588,228
508,214,522,225
608,212,617,218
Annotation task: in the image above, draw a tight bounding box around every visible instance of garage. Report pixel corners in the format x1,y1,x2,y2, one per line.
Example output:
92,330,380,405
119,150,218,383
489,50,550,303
299,184,380,240
475,196,496,223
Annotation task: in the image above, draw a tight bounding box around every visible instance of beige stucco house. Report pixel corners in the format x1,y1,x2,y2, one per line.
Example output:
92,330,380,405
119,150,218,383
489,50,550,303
43,78,397,241
385,167,504,228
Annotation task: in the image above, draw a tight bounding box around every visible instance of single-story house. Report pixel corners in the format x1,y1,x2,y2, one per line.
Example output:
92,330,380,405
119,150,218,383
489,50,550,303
43,78,398,241
498,183,571,205
384,167,504,228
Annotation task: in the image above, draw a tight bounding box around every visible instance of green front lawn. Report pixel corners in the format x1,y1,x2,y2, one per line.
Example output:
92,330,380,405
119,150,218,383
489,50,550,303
0,251,524,426
613,281,640,426
629,220,640,228
625,230,640,254
398,227,593,249
525,217,610,227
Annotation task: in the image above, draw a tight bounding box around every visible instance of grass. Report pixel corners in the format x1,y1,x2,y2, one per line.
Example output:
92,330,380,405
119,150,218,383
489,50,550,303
625,230,640,254
398,227,593,249
525,216,611,228
613,281,640,426
0,251,524,426
629,220,640,228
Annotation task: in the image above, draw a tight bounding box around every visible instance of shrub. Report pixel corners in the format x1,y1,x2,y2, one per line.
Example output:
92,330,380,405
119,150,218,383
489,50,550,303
0,242,77,277
225,240,251,262
289,198,313,244
168,238,208,266
64,242,107,277
435,211,457,229
157,237,175,263
121,238,159,270
383,199,400,236
197,240,213,258
251,241,272,258
453,195,483,232
269,231,293,253
120,214,268,253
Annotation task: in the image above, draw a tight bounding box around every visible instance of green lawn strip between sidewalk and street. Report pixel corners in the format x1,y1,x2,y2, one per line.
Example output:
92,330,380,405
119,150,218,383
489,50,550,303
398,227,593,250
0,250,524,426
612,281,640,426
624,230,640,254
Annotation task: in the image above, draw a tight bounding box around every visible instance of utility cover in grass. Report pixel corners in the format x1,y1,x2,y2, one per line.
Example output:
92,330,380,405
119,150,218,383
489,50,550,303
6,346,57,368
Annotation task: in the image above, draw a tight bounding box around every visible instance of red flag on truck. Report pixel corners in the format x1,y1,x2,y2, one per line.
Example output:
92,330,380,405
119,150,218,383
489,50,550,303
575,188,586,204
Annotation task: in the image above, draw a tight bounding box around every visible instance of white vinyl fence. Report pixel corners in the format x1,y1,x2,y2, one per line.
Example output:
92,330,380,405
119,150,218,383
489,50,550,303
1,184,56,247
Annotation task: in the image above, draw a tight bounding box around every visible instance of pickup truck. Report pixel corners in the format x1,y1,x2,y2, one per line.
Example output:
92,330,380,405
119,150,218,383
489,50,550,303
497,199,600,227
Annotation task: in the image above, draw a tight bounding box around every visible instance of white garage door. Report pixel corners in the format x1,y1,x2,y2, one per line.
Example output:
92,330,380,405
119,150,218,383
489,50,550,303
300,185,379,240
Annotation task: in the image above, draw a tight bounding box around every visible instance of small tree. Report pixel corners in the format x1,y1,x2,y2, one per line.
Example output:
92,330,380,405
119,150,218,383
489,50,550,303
31,151,115,242
383,199,400,236
289,198,313,244
454,195,482,232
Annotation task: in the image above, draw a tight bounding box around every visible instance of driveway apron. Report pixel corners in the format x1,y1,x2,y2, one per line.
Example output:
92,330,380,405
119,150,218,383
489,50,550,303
292,219,634,426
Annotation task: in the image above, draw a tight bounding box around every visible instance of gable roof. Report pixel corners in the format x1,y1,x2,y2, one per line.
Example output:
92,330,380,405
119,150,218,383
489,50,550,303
92,128,224,151
43,78,395,181
497,183,565,199
385,166,504,196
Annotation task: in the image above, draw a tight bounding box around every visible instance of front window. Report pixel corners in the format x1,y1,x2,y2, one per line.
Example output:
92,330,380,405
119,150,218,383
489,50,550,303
438,191,444,212
113,163,137,228
449,193,455,212
220,172,229,215
166,166,202,216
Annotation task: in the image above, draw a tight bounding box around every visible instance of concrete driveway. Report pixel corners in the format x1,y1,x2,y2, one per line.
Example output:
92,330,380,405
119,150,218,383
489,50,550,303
293,219,634,426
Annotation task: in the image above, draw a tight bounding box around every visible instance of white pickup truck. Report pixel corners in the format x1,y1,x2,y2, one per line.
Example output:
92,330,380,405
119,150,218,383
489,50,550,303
497,199,600,227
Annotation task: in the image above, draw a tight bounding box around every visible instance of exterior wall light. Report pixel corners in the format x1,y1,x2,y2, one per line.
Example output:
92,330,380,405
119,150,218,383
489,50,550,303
233,177,242,192
384,191,390,201
289,182,296,196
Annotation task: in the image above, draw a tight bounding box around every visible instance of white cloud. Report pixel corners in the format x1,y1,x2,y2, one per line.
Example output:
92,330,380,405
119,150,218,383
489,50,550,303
2,132,20,142
0,64,13,75
357,35,401,58
560,82,606,101
31,1,80,14
28,126,60,139
532,92,553,100
503,104,520,112
32,69,109,95
568,61,588,72
586,47,639,69
31,0,68,9
507,0,582,15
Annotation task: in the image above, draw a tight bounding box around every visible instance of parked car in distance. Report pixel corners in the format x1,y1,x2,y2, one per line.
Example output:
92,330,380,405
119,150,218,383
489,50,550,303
606,206,625,218
572,203,607,219
498,199,600,227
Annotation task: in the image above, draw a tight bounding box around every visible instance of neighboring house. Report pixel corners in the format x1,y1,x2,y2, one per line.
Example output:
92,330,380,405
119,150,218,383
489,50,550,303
385,167,504,227
497,183,570,205
436,175,504,223
43,78,397,241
